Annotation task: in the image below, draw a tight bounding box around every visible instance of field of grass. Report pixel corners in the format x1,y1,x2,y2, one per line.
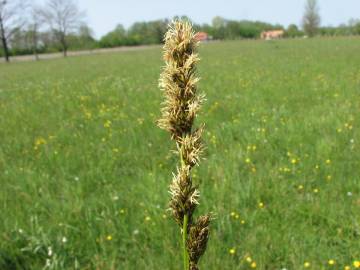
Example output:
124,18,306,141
1,37,360,270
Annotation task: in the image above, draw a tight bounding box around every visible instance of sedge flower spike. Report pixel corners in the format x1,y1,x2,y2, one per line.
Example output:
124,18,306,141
158,20,211,270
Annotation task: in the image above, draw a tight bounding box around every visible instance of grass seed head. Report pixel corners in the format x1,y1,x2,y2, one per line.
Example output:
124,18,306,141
158,20,211,270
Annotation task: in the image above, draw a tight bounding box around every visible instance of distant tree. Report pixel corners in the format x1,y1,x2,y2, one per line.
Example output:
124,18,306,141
39,30,57,52
348,19,360,35
75,24,96,49
348,18,357,27
100,24,127,47
237,20,264,38
0,0,28,62
172,15,192,24
78,24,93,39
212,16,227,39
126,22,146,45
285,24,304,38
212,16,226,29
354,22,360,35
65,27,95,51
302,0,321,37
336,24,352,36
43,0,84,57
28,6,44,60
9,27,30,55
147,19,169,43
196,23,214,37
128,20,168,45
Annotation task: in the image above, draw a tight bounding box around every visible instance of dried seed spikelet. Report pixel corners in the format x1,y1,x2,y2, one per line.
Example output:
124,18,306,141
187,215,211,268
158,20,201,141
179,127,205,167
169,166,199,226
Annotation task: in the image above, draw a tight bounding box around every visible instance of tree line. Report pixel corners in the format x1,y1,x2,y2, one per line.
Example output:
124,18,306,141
1,0,86,61
1,0,360,62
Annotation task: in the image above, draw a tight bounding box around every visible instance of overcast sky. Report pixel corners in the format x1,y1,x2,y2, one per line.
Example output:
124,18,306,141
37,0,360,38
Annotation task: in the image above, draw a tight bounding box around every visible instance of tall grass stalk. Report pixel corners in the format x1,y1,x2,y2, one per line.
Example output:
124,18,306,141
158,20,211,270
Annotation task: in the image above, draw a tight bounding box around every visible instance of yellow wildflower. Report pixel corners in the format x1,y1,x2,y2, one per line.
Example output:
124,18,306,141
229,248,236,255
104,120,112,128
304,261,311,268
34,137,47,149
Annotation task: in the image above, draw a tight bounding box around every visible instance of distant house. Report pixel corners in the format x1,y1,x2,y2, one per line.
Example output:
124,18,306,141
194,32,209,42
261,30,285,40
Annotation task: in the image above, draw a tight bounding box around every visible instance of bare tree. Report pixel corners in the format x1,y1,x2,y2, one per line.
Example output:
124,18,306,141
0,0,28,62
302,0,321,37
28,6,43,61
43,0,84,57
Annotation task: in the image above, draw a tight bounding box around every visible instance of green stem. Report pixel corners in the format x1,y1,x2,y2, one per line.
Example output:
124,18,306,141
179,142,189,270
183,214,189,270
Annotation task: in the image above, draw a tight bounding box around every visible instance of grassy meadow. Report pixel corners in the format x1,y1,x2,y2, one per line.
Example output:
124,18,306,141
0,37,360,270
